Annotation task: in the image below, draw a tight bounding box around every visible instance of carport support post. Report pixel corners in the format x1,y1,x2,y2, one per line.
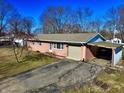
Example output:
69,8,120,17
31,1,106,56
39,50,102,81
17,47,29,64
112,48,115,66
66,44,69,57
81,45,86,61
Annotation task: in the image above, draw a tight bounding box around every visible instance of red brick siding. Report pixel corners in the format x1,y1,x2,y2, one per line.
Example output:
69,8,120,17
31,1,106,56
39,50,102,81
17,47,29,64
27,41,68,57
52,44,68,57
85,46,95,61
27,41,49,53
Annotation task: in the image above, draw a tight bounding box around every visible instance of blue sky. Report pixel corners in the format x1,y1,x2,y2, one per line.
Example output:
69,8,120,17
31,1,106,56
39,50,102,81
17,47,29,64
8,0,124,26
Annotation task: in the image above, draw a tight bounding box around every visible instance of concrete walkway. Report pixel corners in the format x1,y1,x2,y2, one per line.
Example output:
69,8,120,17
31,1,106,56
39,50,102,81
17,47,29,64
0,60,103,93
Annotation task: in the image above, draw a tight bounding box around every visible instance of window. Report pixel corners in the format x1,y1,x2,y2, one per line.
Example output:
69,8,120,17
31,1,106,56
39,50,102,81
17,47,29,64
54,43,64,49
57,43,61,49
61,44,64,49
54,43,57,48
49,43,53,50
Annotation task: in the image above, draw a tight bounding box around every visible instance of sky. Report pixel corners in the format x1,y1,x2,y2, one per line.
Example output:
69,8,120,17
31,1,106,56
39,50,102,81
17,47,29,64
7,0,124,26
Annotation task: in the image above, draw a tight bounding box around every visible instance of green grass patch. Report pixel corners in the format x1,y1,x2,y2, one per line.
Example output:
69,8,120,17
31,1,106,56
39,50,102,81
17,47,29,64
63,84,104,93
0,47,59,81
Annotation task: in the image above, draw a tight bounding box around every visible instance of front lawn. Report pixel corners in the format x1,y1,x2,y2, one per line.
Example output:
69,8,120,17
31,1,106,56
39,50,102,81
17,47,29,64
0,47,59,81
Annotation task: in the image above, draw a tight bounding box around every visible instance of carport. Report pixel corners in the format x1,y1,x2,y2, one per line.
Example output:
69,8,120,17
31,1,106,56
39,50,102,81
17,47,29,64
86,42,123,66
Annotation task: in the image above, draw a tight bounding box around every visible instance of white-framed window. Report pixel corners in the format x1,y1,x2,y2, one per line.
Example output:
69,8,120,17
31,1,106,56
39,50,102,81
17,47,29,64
54,43,57,48
49,43,53,50
54,43,64,49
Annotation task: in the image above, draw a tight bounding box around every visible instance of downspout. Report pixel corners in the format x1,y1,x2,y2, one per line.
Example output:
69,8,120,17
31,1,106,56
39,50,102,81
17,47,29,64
81,42,86,61
112,48,115,66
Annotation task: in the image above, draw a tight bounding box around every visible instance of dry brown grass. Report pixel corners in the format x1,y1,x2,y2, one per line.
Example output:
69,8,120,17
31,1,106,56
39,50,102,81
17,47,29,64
0,47,59,81
63,68,124,93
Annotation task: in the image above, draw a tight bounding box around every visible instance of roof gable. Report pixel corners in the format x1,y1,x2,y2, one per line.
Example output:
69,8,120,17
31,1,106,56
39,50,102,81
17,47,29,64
87,33,106,43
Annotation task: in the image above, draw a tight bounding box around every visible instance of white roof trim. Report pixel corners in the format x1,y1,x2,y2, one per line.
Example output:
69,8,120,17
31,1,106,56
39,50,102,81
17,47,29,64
86,33,106,43
30,39,86,44
28,33,106,44
98,33,106,40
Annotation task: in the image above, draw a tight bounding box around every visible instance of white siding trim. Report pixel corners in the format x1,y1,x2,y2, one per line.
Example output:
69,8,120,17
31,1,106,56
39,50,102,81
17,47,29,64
113,50,122,65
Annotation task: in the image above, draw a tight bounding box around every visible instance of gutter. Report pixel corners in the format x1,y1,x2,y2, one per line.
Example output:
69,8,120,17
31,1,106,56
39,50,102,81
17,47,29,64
28,39,86,45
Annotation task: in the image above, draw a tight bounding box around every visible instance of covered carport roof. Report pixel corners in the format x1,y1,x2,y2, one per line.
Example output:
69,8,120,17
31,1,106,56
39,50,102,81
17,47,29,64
88,42,123,49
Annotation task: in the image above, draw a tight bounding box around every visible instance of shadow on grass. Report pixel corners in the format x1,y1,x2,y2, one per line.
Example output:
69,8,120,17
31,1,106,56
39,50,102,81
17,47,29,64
22,54,43,62
22,52,54,62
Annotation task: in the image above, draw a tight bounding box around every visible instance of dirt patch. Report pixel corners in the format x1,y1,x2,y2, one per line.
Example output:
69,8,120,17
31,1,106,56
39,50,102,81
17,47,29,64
93,78,109,90
56,63,102,88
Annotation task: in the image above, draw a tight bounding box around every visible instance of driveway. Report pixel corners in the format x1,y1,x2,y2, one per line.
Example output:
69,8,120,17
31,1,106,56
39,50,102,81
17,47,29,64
0,60,103,93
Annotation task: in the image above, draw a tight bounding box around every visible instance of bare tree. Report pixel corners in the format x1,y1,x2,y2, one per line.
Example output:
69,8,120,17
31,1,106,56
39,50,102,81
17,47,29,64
0,0,13,36
118,5,124,42
33,27,42,35
41,6,94,33
41,6,69,34
8,10,22,33
76,7,93,32
100,30,113,39
11,32,32,63
104,6,124,42
90,18,102,33
0,1,34,63
104,7,119,32
8,10,24,63
22,17,34,35
0,1,23,63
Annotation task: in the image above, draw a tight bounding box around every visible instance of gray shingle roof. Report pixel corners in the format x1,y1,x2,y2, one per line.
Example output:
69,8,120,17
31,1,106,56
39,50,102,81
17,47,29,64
35,33,97,43
89,41,123,49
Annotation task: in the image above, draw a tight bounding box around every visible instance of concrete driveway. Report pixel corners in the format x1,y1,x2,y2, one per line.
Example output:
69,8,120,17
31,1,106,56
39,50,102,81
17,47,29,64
0,60,103,93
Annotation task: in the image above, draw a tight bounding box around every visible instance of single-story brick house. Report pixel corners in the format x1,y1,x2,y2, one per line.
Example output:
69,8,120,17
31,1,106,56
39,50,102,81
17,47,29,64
27,33,123,66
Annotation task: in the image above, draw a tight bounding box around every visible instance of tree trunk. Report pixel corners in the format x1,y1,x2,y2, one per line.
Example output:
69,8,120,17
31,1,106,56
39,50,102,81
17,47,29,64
12,42,20,63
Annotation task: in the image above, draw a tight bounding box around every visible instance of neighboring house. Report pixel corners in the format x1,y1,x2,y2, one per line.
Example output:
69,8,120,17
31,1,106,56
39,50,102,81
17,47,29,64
27,33,123,66
0,36,12,45
13,32,32,47
111,38,122,44
0,35,26,46
110,38,124,48
14,38,26,46
106,38,124,48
